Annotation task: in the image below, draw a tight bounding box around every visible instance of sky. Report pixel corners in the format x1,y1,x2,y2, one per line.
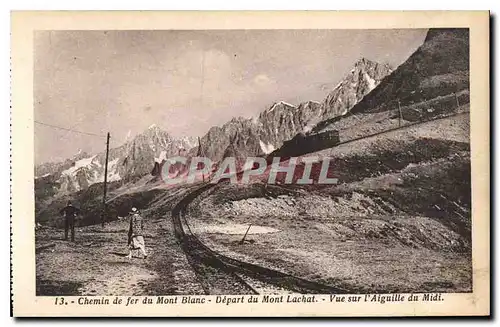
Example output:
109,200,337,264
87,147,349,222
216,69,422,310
34,29,428,164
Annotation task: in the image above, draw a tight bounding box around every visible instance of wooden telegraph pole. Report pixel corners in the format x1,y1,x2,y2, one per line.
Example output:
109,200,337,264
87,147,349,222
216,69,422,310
102,132,110,227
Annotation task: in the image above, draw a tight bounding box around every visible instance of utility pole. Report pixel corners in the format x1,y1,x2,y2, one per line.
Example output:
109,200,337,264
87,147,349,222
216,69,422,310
102,132,110,227
455,92,460,108
397,100,402,127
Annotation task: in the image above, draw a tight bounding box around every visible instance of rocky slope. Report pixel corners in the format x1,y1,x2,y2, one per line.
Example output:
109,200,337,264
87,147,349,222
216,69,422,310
352,28,469,114
312,28,469,133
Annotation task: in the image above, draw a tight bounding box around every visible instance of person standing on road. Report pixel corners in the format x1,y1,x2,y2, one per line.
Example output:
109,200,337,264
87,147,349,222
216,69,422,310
127,207,148,259
59,200,80,242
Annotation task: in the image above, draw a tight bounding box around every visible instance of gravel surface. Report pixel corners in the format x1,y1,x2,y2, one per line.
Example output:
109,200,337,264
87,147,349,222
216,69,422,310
36,217,204,296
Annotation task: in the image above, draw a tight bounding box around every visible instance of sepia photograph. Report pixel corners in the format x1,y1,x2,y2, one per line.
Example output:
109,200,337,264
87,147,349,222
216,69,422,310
11,11,489,317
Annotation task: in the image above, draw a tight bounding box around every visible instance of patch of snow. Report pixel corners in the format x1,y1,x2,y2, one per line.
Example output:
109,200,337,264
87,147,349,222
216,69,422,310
268,101,296,112
364,72,377,91
332,81,344,91
58,154,123,191
199,223,279,235
35,173,51,179
61,155,97,176
259,140,276,154
90,168,100,185
180,137,197,150
107,158,121,182
164,140,172,149
154,151,167,163
124,130,132,143
278,101,295,108
302,116,322,134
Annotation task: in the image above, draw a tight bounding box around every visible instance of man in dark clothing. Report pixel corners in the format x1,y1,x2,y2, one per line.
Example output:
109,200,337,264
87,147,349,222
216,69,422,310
59,201,80,241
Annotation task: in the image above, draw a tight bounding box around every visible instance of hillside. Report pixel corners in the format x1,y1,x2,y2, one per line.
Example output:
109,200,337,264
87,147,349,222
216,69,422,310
312,28,469,134
181,27,472,293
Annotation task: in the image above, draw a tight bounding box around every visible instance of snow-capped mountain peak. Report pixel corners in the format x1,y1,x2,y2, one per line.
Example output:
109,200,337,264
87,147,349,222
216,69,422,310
320,57,392,118
267,101,296,113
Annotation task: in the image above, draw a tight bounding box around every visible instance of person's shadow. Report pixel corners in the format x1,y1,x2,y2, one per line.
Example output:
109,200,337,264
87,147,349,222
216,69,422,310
107,252,134,265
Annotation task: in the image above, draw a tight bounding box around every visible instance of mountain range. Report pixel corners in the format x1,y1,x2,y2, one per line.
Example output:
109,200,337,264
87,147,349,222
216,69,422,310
38,26,471,198
35,126,196,194
36,57,391,197
192,57,392,163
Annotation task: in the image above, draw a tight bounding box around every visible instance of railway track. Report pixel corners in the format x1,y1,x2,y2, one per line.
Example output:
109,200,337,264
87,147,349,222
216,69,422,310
172,183,349,295
170,111,470,294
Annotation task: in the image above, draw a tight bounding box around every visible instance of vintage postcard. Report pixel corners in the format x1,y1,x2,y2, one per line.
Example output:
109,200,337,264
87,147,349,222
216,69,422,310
11,11,490,317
